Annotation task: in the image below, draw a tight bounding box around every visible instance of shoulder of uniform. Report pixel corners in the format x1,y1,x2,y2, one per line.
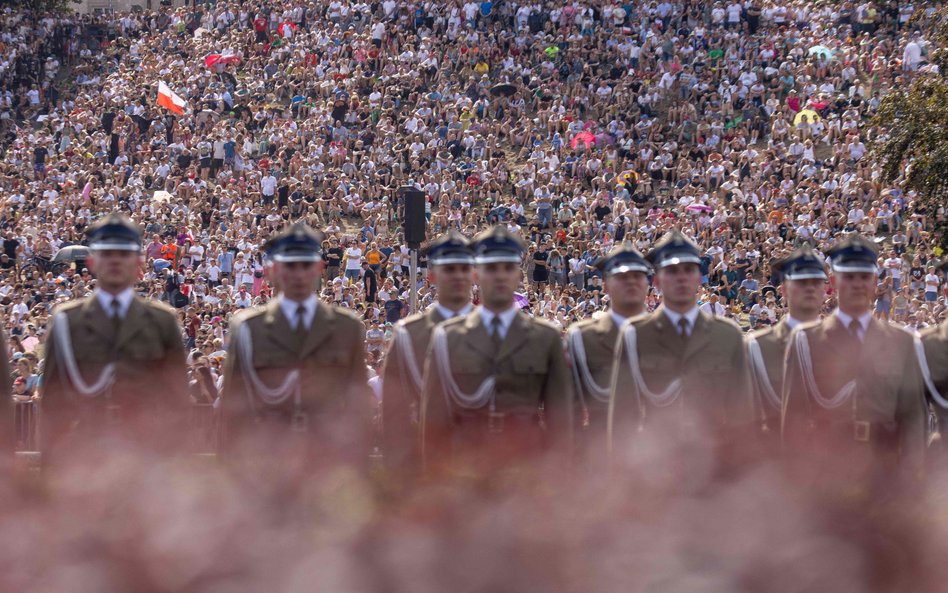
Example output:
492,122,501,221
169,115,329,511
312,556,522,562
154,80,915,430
570,317,600,332
528,316,563,336
883,320,919,342
748,324,776,341
397,310,430,329
139,297,178,317
325,302,365,327
230,304,267,327
706,314,744,336
51,298,87,317
436,315,468,334
920,323,943,340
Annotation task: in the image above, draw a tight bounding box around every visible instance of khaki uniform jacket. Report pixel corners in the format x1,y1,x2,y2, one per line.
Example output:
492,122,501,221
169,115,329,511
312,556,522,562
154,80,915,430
221,298,370,459
921,320,948,425
781,315,926,476
747,318,795,429
569,313,621,442
420,308,574,472
380,305,447,472
40,296,189,455
608,306,755,453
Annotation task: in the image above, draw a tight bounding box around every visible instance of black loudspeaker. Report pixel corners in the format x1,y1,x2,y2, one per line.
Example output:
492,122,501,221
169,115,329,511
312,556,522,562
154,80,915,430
400,186,427,248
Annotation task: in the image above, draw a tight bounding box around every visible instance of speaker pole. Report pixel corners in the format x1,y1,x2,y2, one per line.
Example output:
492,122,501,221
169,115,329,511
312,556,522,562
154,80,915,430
409,249,418,314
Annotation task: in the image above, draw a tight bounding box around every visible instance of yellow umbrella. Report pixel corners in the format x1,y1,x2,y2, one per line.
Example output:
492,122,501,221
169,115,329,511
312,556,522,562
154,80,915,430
793,109,821,126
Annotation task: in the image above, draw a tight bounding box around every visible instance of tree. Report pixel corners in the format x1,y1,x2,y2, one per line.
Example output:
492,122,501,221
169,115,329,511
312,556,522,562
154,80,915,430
872,8,948,250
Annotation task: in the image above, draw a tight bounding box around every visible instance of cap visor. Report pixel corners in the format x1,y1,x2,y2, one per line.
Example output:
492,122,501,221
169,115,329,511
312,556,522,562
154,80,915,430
607,263,651,276
784,271,827,281
431,256,475,265
89,242,141,251
272,253,322,262
475,254,522,264
657,255,701,268
831,263,878,274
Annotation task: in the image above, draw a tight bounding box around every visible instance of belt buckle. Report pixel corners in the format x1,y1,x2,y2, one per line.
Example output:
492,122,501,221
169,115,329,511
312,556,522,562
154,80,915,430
291,411,309,433
854,421,871,443
488,410,505,434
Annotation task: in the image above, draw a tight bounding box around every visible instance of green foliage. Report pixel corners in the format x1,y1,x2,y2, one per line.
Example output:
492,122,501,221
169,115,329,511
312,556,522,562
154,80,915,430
8,0,78,12
872,8,948,249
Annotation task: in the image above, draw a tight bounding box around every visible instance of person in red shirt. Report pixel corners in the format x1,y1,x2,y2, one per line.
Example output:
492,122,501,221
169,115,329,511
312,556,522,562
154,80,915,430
253,15,268,43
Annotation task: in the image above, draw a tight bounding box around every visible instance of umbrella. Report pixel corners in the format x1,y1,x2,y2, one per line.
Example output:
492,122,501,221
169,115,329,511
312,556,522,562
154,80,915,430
571,131,595,150
205,53,241,68
278,22,295,37
153,190,173,204
490,83,517,97
514,292,530,309
53,245,90,263
616,170,639,186
793,109,821,126
808,45,836,61
686,204,713,213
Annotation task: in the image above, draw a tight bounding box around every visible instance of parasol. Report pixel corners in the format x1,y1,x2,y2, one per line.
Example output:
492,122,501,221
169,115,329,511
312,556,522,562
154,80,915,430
52,245,90,263
793,109,821,126
490,83,517,97
514,292,530,309
571,131,595,150
205,53,241,68
153,190,173,204
685,204,713,213
808,45,836,61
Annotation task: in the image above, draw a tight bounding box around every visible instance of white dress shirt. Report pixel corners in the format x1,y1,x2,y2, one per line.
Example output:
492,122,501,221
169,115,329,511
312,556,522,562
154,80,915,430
663,306,701,337
834,309,872,342
435,302,473,320
610,310,632,328
280,293,319,330
96,287,135,319
479,305,519,340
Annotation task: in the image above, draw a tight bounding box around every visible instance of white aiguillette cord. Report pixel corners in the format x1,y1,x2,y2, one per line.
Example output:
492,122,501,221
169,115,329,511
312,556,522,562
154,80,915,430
793,329,855,409
619,322,682,408
567,326,611,403
431,325,495,411
394,323,423,392
907,329,948,409
53,311,115,398
745,334,782,410
235,322,302,410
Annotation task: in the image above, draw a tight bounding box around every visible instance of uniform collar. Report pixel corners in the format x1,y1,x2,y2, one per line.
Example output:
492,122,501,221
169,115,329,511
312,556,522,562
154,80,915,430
610,310,632,327
279,293,319,329
479,304,519,334
95,287,135,319
436,302,473,320
663,306,700,330
834,309,871,333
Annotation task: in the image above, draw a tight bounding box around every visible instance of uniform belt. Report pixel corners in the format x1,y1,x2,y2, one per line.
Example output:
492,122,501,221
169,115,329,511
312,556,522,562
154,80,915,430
812,419,899,447
455,410,540,434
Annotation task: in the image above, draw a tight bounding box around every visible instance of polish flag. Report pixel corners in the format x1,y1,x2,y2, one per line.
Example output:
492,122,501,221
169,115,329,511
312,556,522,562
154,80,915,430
157,81,187,115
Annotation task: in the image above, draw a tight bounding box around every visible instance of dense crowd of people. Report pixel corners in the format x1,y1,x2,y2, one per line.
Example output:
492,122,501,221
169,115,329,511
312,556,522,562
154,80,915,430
0,0,945,400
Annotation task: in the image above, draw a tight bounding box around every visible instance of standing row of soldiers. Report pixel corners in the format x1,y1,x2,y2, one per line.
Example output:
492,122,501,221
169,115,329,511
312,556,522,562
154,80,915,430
7,213,948,487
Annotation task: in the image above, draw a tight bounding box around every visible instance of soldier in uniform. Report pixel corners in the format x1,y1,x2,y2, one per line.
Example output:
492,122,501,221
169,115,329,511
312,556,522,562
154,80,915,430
918,259,948,454
40,213,189,460
567,244,650,453
607,230,755,463
420,226,574,476
381,230,475,475
781,235,926,485
746,245,827,434
221,223,371,464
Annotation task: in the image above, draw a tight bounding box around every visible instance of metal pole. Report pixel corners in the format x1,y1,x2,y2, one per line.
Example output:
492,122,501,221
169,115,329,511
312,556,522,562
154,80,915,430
409,248,418,314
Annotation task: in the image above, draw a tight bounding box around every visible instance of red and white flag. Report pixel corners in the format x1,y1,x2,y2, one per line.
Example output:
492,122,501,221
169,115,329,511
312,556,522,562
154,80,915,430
157,81,187,115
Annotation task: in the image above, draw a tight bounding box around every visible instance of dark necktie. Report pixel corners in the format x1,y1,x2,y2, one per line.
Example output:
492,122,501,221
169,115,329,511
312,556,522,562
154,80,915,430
678,317,690,342
110,298,122,334
294,304,307,350
490,316,503,350
848,319,862,344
